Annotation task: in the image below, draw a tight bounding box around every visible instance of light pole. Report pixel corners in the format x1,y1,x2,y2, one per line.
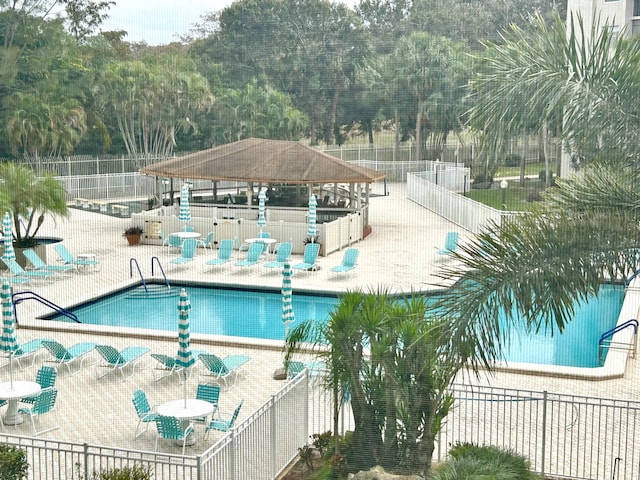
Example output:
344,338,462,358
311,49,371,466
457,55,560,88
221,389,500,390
434,159,440,185
500,179,508,210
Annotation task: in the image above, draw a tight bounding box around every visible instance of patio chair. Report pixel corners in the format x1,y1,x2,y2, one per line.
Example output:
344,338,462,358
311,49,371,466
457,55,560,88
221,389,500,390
199,353,251,389
293,243,320,273
23,249,73,273
205,239,234,269
53,244,100,269
20,366,57,405
18,387,59,436
194,384,220,424
41,340,97,375
204,400,243,439
329,248,359,276
155,415,194,456
197,232,215,250
436,231,459,260
150,350,208,382
2,259,55,282
132,389,158,438
234,242,264,268
284,360,306,380
170,238,197,267
94,345,150,381
263,241,292,271
11,338,55,370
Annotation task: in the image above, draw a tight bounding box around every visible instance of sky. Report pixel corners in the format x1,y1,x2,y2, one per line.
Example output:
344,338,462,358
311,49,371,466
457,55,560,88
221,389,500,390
100,0,359,46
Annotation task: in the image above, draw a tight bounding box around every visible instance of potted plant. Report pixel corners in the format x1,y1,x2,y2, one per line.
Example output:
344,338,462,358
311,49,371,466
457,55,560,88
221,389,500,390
0,163,69,266
123,226,143,246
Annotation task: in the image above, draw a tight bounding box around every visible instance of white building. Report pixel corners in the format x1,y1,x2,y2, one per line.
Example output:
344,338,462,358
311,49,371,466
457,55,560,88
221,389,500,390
567,0,640,38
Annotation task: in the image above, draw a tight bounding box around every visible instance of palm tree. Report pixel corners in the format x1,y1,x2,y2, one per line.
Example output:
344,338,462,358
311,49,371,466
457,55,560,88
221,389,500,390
436,13,640,372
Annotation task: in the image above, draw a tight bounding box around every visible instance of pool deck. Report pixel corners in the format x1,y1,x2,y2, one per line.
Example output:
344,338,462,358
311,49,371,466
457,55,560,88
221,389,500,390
2,182,639,454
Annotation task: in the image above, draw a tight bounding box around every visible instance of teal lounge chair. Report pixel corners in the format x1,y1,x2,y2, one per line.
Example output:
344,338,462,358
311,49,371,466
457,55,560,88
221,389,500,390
53,244,100,269
263,242,292,270
150,350,208,381
234,242,264,268
205,239,234,269
155,415,194,455
132,389,158,438
329,248,359,276
12,338,55,370
0,275,31,287
293,243,320,273
198,353,251,389
23,249,73,273
204,400,243,439
436,231,459,259
41,340,97,374
2,259,54,282
170,238,196,267
94,345,150,381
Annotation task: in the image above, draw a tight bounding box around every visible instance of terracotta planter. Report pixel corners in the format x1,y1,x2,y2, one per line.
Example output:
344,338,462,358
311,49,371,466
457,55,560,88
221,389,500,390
125,234,142,246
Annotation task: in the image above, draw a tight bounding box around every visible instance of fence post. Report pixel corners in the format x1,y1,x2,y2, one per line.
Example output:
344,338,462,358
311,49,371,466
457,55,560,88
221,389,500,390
83,443,90,480
230,429,236,480
541,391,547,478
271,394,277,478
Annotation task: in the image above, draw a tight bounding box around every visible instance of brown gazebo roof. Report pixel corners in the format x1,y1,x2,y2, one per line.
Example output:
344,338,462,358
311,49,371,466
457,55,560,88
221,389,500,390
139,138,385,184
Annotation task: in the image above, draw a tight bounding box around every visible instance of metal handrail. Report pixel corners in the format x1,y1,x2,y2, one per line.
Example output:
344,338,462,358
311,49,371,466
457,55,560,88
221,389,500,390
12,291,80,323
129,258,147,293
151,256,169,288
598,319,638,365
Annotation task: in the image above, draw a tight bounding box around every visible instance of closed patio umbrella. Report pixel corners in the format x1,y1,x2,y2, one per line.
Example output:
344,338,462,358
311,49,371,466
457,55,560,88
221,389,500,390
176,288,194,407
281,262,295,337
1,212,15,264
0,281,18,387
257,187,267,235
307,194,317,243
179,183,191,226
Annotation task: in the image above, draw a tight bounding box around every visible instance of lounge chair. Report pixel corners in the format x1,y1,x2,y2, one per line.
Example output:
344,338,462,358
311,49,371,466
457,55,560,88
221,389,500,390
263,242,292,271
0,275,31,287
2,259,55,282
293,243,320,273
53,244,100,270
9,338,54,370
155,415,194,455
198,353,251,389
23,249,73,273
329,248,359,276
285,360,305,380
132,389,158,438
150,350,207,381
205,239,234,269
17,387,59,436
94,345,150,381
41,340,97,374
170,238,197,267
436,231,459,259
204,400,243,439
234,242,264,268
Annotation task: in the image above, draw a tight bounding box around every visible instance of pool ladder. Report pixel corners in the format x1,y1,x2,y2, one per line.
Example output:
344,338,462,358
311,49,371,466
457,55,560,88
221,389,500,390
129,256,171,296
12,291,80,323
598,319,638,366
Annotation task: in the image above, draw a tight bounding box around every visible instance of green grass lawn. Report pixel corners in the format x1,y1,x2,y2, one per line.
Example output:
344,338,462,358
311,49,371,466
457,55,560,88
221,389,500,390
465,180,547,211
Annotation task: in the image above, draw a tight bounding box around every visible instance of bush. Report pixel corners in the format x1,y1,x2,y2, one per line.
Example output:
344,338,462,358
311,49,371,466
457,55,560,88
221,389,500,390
431,443,541,480
93,465,152,480
472,174,493,190
0,445,28,480
504,153,521,167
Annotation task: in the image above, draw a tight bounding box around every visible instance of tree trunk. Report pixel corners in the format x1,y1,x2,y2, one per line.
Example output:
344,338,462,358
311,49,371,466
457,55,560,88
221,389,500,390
415,97,424,162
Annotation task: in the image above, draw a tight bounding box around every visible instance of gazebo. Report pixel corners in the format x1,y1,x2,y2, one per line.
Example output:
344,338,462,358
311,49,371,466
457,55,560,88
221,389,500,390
136,138,385,255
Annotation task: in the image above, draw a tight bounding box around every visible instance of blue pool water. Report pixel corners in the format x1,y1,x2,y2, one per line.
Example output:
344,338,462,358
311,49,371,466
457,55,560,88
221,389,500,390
48,283,625,368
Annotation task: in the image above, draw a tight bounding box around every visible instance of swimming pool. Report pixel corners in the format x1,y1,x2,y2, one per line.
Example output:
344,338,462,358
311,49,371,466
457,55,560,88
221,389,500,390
46,283,625,368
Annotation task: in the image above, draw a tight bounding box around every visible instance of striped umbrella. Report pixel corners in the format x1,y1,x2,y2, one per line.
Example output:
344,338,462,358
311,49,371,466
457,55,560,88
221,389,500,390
281,262,295,337
1,212,15,264
178,183,191,225
307,194,317,242
257,187,267,235
176,288,194,406
0,281,18,387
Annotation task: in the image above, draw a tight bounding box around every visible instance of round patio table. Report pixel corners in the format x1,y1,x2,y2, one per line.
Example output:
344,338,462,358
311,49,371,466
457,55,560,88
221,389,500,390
157,399,214,445
0,381,41,425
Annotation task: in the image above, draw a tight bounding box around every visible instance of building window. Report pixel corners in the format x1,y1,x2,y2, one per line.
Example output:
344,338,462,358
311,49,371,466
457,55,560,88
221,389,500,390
635,0,640,16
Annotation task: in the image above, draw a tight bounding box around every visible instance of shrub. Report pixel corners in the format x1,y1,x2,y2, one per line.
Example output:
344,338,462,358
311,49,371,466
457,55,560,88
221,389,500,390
431,443,541,480
504,153,521,167
123,226,143,236
94,465,152,480
0,445,28,480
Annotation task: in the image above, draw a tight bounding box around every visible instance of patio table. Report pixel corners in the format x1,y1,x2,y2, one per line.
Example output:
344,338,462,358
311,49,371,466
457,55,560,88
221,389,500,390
0,381,41,425
157,398,214,445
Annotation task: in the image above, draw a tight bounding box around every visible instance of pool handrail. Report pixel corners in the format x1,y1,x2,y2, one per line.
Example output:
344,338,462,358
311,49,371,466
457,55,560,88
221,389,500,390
598,318,638,365
12,291,80,324
625,268,640,287
150,256,169,288
129,258,148,293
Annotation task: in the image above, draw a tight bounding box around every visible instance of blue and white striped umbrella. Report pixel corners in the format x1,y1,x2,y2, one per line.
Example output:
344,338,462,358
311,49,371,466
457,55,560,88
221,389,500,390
307,194,317,242
281,263,295,336
178,183,191,224
257,187,267,234
176,288,194,405
1,281,18,386
2,212,15,264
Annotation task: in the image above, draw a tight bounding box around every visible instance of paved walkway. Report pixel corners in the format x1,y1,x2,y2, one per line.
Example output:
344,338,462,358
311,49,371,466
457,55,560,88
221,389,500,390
1,182,638,455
